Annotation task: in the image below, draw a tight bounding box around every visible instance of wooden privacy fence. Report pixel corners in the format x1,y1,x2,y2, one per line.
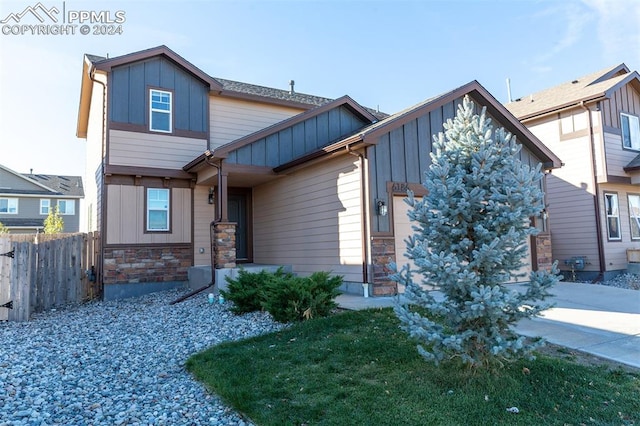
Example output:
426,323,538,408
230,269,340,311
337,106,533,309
0,232,100,322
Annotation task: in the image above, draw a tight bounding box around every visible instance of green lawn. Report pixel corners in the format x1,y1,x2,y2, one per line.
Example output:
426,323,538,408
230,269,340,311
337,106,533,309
186,309,640,426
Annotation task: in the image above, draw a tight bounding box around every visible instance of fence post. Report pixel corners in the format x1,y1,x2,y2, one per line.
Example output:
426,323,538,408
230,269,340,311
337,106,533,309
0,237,11,322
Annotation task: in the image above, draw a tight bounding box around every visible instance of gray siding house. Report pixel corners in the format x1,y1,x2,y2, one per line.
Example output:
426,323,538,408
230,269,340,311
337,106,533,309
0,164,84,233
77,45,561,299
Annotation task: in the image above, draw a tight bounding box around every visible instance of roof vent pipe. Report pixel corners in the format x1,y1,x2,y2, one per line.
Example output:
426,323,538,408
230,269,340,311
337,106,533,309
289,79,295,94
506,78,512,102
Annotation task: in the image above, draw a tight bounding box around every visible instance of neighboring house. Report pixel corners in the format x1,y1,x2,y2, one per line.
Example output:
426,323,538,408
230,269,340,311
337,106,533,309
77,45,561,299
506,64,640,281
0,164,84,233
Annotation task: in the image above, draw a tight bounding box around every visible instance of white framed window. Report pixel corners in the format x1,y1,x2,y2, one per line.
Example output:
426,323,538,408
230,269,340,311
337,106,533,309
604,192,621,240
629,194,640,240
150,89,172,133
621,113,640,150
147,188,169,231
0,198,18,214
40,199,50,215
57,199,75,215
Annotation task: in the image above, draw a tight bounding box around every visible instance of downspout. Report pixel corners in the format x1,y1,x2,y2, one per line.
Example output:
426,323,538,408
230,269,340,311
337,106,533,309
580,101,606,280
346,143,370,294
170,156,222,305
89,68,106,291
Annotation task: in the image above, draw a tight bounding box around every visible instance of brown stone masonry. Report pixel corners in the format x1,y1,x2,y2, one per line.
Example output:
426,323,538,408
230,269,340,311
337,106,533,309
103,245,192,285
535,233,553,272
371,237,398,296
213,222,236,269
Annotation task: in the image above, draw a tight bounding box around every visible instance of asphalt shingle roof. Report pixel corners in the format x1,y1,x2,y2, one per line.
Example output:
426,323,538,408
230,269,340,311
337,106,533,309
505,64,630,119
23,174,84,197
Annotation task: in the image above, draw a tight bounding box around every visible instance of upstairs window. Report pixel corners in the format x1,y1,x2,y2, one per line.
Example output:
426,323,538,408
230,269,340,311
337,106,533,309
40,199,50,215
150,89,172,133
0,198,18,214
604,192,621,240
147,188,170,231
621,112,640,150
57,200,75,215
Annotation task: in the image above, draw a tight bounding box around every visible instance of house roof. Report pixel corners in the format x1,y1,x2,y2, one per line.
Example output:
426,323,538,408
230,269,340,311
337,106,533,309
0,164,84,197
276,80,562,172
0,218,45,228
506,64,640,120
77,45,387,138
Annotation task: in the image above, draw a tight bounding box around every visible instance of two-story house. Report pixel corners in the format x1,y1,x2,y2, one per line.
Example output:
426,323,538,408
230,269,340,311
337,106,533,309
0,164,84,233
506,64,640,281
77,45,561,300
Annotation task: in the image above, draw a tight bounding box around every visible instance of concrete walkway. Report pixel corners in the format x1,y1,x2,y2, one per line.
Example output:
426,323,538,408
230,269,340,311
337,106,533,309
336,282,640,369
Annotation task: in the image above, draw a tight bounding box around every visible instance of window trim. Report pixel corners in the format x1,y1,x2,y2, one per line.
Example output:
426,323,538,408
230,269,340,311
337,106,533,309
57,199,75,215
0,198,18,214
40,199,50,215
629,193,640,241
149,88,173,133
604,192,622,241
145,188,171,232
621,112,640,151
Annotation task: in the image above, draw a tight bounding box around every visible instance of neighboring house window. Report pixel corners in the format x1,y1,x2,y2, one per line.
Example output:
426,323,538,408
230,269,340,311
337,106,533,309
57,200,75,215
604,192,621,240
147,188,170,231
150,89,172,133
40,199,50,215
621,113,640,150
629,194,640,240
0,198,18,214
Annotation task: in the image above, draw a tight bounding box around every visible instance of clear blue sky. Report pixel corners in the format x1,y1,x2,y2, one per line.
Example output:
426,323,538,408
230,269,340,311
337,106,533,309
1,0,638,178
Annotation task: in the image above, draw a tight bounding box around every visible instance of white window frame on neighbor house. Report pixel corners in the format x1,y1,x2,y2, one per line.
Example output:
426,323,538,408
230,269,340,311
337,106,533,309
604,192,621,241
629,194,640,240
57,199,75,215
0,198,18,214
146,188,170,232
621,112,640,150
149,89,172,133
40,199,50,215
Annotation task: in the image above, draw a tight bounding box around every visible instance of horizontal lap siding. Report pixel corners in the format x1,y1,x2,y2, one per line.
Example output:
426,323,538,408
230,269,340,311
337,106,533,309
528,116,601,271
106,185,191,244
209,97,303,149
604,131,638,177
599,184,640,271
109,130,206,169
253,155,363,282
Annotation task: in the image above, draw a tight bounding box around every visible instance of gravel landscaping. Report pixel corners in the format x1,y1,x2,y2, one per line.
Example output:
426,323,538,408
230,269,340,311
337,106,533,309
0,289,286,426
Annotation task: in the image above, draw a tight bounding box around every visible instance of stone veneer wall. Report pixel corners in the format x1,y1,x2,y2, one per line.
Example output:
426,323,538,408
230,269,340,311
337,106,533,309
535,233,553,271
213,222,236,269
103,245,191,284
371,237,397,296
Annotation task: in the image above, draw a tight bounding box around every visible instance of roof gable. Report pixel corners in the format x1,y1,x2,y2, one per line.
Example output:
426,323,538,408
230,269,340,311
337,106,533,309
360,81,562,169
0,164,84,197
506,63,640,120
0,164,57,194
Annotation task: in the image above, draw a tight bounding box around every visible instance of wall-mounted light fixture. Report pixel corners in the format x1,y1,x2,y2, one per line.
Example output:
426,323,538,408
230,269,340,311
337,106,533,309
376,199,388,216
208,187,215,205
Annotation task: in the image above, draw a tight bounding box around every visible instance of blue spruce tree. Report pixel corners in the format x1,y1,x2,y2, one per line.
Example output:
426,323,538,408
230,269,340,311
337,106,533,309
392,95,559,369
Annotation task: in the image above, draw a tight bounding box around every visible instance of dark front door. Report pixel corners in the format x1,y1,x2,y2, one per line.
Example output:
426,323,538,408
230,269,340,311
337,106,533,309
228,192,250,262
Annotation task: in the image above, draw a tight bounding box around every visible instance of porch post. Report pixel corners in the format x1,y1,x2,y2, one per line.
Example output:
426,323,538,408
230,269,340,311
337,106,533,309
219,171,229,222
213,222,236,269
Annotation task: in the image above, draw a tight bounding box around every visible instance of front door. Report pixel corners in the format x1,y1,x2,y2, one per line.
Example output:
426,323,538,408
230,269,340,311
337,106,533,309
228,192,251,262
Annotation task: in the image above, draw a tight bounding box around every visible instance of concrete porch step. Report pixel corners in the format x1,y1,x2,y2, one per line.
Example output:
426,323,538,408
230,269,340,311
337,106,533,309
187,264,293,292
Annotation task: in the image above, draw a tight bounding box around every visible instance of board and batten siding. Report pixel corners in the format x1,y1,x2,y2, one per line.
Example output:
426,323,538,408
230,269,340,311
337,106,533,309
601,83,640,129
105,185,191,244
226,106,370,167
109,56,208,133
109,130,207,170
209,97,304,149
526,115,601,271
253,154,363,282
369,97,543,234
